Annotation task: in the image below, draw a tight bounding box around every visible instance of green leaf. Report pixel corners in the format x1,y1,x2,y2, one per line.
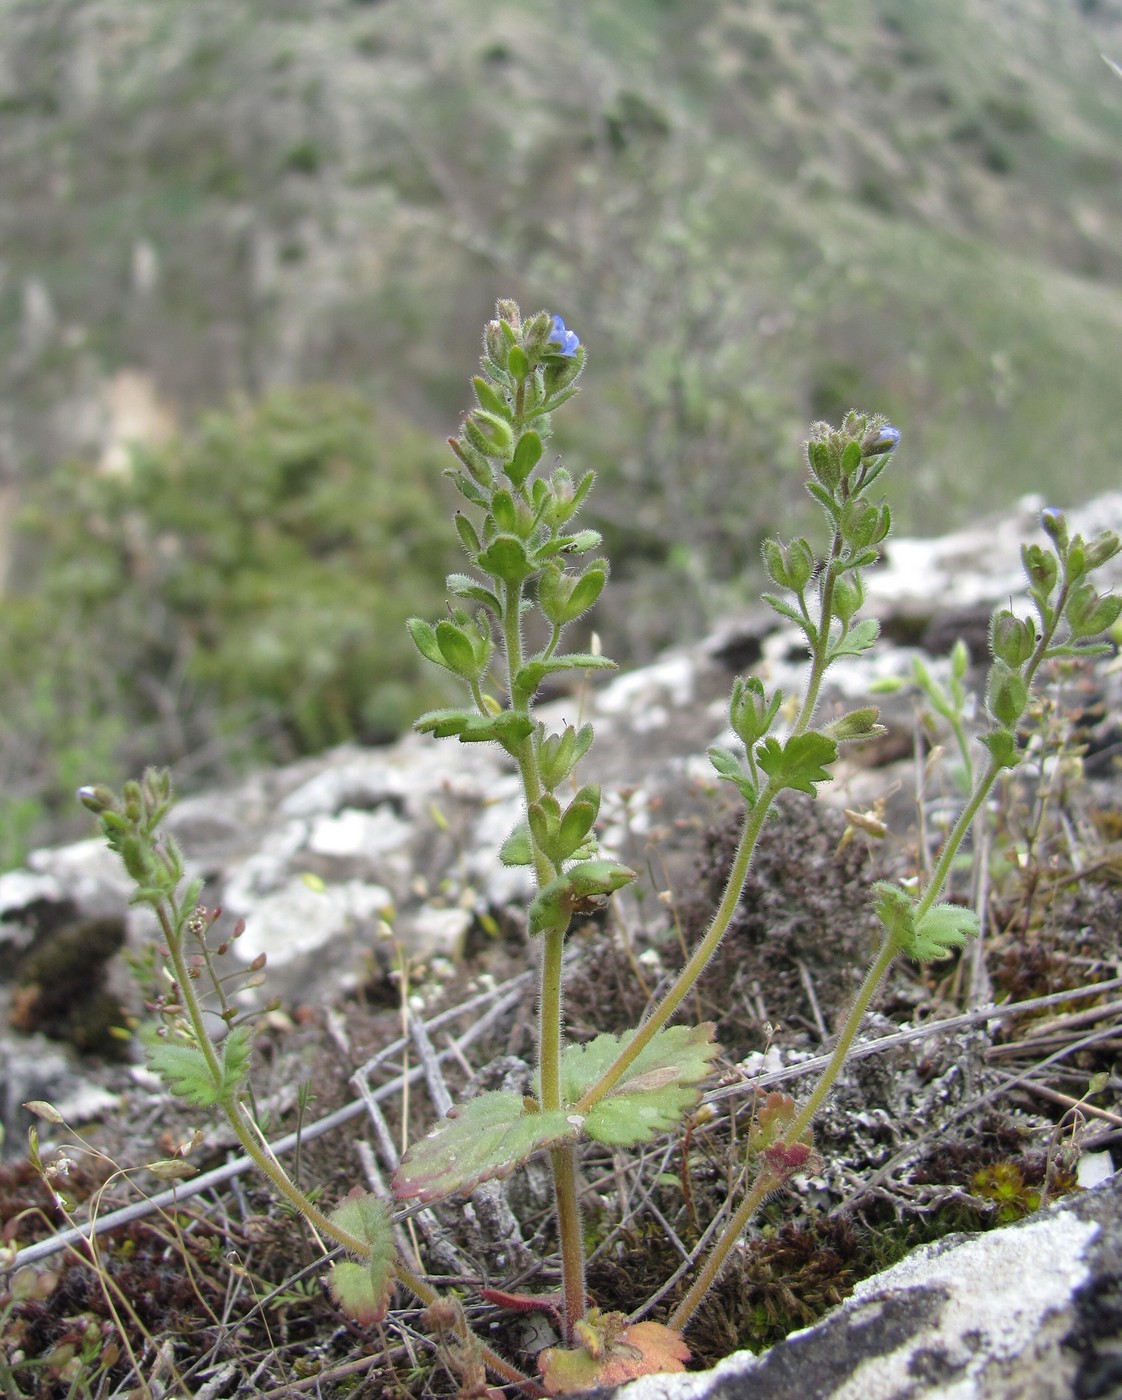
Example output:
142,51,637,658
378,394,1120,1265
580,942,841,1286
327,1190,396,1324
828,616,880,659
538,722,594,790
560,1024,719,1146
507,344,530,379
871,884,979,963
761,592,813,635
557,528,602,555
445,573,501,614
707,745,758,805
507,430,543,488
392,1092,577,1204
755,732,838,796
908,903,979,963
406,617,442,666
414,708,535,747
499,821,533,866
527,860,636,937
435,620,483,678
479,533,533,584
557,786,600,861
514,653,616,697
822,706,885,742
472,375,509,419
145,1026,251,1109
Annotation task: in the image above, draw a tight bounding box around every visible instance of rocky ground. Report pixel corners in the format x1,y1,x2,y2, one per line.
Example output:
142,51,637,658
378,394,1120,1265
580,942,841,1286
1,493,1121,1397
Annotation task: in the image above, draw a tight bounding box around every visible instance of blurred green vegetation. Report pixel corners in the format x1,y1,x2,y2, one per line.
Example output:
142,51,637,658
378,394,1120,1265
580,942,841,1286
2,0,1122,858
0,390,458,864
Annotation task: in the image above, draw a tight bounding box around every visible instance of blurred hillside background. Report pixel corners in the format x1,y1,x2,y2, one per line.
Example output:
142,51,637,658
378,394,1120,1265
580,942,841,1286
2,0,1122,865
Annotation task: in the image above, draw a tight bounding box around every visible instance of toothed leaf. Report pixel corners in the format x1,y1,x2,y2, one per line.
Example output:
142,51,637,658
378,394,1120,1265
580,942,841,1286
393,1092,577,1204
755,732,838,796
560,1024,719,1146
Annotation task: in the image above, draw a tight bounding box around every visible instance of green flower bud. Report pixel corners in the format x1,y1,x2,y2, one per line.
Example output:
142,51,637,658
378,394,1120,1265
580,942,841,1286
435,616,491,683
1041,507,1068,551
467,410,514,457
1085,529,1121,571
729,676,782,746
1021,543,1058,597
1066,583,1122,639
538,561,608,627
986,660,1028,727
989,609,1035,667
484,318,508,367
762,537,814,593
77,784,118,816
833,571,864,624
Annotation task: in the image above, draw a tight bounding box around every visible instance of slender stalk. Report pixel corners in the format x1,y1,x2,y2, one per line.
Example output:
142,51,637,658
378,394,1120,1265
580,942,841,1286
782,933,897,1144
668,1168,781,1332
913,753,1002,923
575,776,783,1114
499,561,587,1336
791,532,844,737
550,1144,587,1343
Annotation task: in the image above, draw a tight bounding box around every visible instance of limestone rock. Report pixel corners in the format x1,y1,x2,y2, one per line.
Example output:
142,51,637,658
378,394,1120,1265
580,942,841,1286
597,1169,1122,1400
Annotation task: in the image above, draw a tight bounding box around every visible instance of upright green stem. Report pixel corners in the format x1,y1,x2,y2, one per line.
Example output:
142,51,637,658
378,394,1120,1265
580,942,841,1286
913,752,1002,923
500,567,588,1337
791,536,843,737
668,1167,781,1332
576,777,783,1114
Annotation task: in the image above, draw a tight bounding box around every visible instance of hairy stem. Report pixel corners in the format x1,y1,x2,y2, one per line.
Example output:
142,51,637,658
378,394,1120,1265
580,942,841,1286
668,1167,782,1332
575,776,783,1114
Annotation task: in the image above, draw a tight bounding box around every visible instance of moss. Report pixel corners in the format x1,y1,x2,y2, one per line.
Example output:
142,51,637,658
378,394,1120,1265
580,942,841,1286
12,916,129,1059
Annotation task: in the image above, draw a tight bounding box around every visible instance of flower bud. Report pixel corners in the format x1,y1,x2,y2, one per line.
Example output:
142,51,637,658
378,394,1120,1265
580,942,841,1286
77,785,117,816
484,319,507,367
1041,507,1068,551
729,676,781,746
1021,543,1058,597
1085,529,1121,571
863,424,901,457
762,537,814,593
986,661,1028,727
833,570,864,624
989,609,1035,668
1066,583,1122,639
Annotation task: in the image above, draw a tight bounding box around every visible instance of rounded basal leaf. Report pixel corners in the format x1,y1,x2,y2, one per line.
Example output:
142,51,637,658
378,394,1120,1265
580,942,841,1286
540,1314,689,1393
326,1189,396,1323
393,1092,578,1204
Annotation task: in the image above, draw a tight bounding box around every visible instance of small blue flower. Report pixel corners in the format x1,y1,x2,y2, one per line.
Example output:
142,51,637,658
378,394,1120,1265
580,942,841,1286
1040,506,1068,548
547,314,581,357
864,425,901,456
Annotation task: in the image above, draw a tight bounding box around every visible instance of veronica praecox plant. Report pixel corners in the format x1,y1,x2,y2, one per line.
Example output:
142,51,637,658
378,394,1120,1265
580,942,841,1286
78,301,1121,1394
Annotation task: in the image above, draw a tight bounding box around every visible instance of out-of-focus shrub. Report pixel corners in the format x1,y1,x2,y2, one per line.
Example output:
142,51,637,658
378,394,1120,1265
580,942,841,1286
0,388,459,864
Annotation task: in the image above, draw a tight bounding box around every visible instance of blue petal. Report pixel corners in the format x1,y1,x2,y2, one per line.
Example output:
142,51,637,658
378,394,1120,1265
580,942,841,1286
865,425,901,456
548,314,580,357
